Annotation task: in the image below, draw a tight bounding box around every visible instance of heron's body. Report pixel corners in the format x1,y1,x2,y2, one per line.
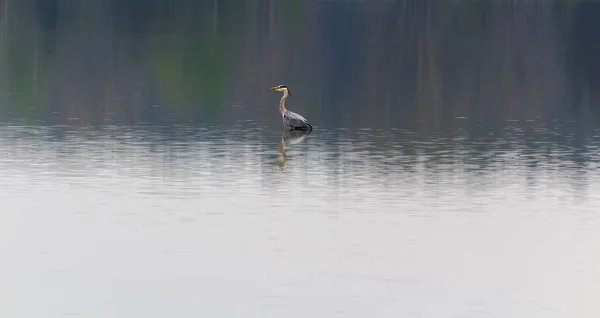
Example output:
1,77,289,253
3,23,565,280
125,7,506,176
282,109,311,130
270,85,312,130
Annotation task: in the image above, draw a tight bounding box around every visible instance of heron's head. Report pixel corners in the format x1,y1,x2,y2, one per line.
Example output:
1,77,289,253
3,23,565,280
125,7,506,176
269,85,291,96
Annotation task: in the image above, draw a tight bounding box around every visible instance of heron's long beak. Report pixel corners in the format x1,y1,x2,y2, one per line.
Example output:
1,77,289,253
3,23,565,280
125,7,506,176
269,86,278,91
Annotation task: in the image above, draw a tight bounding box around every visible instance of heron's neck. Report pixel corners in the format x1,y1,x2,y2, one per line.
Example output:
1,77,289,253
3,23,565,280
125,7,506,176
279,90,288,116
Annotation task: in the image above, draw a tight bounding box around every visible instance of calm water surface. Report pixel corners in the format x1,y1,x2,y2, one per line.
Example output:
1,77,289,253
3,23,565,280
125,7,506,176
1,121,600,318
2,0,600,317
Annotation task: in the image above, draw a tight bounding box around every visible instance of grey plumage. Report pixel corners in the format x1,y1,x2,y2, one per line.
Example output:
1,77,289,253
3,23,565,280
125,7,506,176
283,110,312,130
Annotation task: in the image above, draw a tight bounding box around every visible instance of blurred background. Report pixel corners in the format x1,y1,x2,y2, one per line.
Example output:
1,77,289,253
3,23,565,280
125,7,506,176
1,0,599,130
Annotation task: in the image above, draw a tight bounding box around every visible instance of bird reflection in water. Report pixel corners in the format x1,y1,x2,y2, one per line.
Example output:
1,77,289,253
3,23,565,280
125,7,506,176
276,128,312,169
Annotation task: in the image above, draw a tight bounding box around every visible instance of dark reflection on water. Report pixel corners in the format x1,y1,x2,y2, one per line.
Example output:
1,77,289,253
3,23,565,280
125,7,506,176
2,1,600,317
1,120,599,207
277,128,312,169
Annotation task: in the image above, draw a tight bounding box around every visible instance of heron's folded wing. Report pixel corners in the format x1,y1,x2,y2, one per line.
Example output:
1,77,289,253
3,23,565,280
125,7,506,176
284,111,309,126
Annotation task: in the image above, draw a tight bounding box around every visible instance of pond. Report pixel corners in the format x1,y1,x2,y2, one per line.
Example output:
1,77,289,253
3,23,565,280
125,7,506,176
1,1,599,317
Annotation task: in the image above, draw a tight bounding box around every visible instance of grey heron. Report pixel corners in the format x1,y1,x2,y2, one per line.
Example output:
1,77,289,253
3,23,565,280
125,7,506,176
269,85,313,131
